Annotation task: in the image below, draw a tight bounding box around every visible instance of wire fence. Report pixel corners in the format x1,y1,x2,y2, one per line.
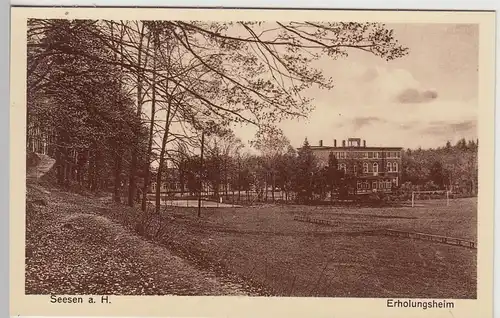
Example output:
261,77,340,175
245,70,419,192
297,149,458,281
145,190,298,207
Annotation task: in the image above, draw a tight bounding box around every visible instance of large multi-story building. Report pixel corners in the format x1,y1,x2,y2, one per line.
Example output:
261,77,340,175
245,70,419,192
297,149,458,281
309,137,403,195
149,168,183,194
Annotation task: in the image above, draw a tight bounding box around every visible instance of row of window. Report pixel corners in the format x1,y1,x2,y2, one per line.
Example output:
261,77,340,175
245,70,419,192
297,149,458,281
338,162,399,173
151,183,181,191
329,151,401,159
357,179,398,189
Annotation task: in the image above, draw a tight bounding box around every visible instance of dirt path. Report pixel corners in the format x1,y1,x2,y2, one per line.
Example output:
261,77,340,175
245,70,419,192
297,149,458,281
26,153,56,180
25,185,256,295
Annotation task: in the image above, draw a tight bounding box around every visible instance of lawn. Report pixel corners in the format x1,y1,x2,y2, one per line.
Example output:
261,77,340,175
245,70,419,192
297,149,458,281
292,198,477,240
138,197,477,299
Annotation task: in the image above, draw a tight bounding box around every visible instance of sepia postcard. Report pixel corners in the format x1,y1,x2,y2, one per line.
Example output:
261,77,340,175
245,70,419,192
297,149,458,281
10,6,496,318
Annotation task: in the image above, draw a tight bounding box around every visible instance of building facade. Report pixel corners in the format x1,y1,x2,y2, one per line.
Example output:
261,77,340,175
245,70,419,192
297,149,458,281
310,137,403,195
149,168,183,194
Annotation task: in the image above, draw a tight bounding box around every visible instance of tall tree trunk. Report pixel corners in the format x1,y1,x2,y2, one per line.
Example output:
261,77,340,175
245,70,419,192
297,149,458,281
71,151,77,180
197,132,205,217
271,172,275,202
57,132,69,187
237,157,241,202
55,147,63,185
127,117,139,205
224,161,228,197
76,150,83,184
113,150,122,202
155,100,172,214
93,146,101,191
87,148,94,191
265,177,268,202
330,184,334,203
142,34,158,212
111,21,125,203
128,24,146,207
64,150,71,187
62,149,69,187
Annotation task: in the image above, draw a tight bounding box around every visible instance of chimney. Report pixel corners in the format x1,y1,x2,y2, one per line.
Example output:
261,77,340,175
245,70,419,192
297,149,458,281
363,140,366,147
319,140,323,147
334,139,337,147
342,140,346,147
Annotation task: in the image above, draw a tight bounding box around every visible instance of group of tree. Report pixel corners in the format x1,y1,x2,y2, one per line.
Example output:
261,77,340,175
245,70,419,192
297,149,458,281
165,137,347,204
158,136,479,205
26,18,409,212
401,138,478,195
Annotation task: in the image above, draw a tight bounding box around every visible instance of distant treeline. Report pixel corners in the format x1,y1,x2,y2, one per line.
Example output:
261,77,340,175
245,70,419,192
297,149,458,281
153,138,478,205
401,139,478,195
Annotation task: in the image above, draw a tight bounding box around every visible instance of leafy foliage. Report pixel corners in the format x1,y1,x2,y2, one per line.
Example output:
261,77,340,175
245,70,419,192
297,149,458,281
401,139,478,194
27,18,409,207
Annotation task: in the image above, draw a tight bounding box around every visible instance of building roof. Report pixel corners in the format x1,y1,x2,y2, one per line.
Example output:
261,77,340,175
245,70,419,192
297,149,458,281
307,146,404,151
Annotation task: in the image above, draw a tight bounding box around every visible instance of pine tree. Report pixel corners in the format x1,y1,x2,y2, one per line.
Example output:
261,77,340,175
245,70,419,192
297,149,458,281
294,138,319,203
326,151,339,201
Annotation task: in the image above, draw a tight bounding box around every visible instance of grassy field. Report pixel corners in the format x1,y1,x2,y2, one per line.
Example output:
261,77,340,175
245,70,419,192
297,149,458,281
120,197,476,299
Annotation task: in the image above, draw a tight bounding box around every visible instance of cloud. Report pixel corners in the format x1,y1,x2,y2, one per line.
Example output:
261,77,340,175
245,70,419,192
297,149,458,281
421,119,477,135
330,65,439,107
250,59,478,149
359,67,379,82
359,67,423,103
396,88,439,104
352,116,385,130
396,121,420,130
451,120,477,132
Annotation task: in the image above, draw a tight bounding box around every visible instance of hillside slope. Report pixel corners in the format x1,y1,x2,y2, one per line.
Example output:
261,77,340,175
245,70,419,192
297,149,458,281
25,173,255,295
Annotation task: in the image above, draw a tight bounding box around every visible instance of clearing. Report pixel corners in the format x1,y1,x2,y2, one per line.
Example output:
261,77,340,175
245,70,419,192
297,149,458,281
97,197,477,298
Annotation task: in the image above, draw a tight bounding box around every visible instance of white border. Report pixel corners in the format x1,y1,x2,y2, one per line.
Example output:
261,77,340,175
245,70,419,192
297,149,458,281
7,0,500,10
5,1,499,318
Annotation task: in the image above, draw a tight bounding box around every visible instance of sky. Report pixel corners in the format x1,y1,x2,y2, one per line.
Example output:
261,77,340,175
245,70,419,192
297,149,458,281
231,23,479,150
